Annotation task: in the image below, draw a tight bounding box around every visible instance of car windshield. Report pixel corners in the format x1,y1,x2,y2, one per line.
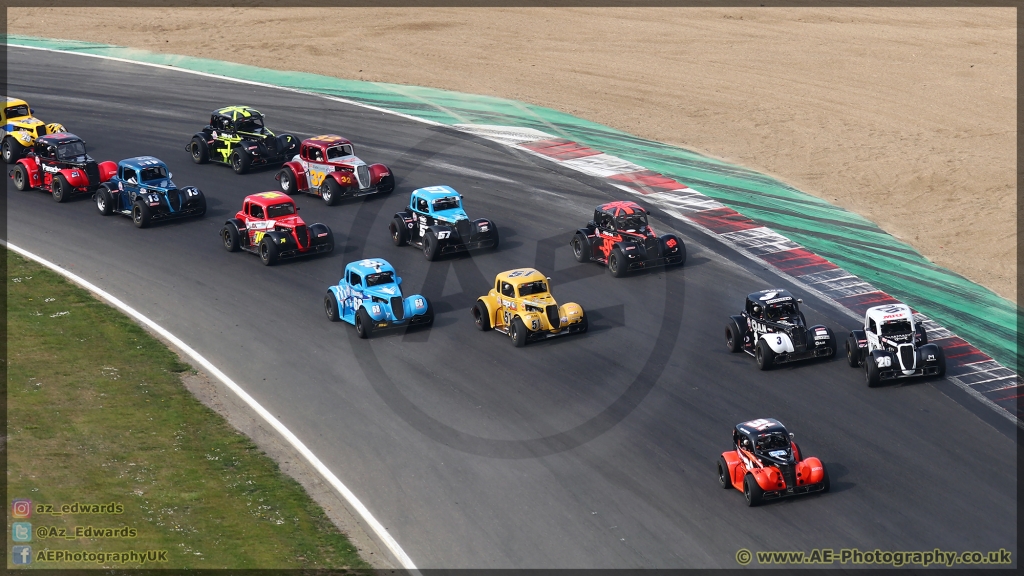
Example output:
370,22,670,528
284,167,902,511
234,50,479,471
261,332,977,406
140,166,168,181
326,145,352,160
366,271,395,287
237,117,265,133
6,104,30,118
755,432,790,451
433,197,460,212
615,213,648,232
518,280,548,297
56,141,87,160
266,203,295,218
764,302,798,321
881,320,912,335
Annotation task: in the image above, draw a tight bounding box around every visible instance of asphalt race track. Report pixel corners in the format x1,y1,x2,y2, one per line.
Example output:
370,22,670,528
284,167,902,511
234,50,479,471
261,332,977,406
6,48,1016,568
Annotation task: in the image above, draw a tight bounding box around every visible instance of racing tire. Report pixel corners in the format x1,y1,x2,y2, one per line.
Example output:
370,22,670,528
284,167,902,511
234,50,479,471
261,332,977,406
277,168,296,194
672,240,687,267
791,441,802,462
490,225,500,250
355,307,374,339
845,335,861,367
190,137,209,164
231,149,251,175
743,473,764,507
865,354,882,388
820,465,831,493
324,292,341,322
2,137,25,163
12,164,30,191
717,456,732,490
131,199,151,228
95,186,114,216
194,194,207,217
576,310,589,333
390,217,409,246
510,316,528,347
317,227,335,254
420,298,435,326
572,233,590,263
378,173,396,194
221,224,240,252
824,327,837,358
258,236,279,266
755,339,775,370
934,346,946,378
51,174,72,203
472,300,491,331
726,320,743,353
608,246,627,278
422,230,440,261
321,179,342,206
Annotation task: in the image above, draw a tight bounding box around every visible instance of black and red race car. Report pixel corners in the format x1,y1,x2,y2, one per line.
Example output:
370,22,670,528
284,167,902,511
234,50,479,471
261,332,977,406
718,418,829,507
9,133,116,202
570,200,685,276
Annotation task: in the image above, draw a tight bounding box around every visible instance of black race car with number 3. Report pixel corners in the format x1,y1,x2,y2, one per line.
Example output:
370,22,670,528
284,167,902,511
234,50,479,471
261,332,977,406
726,289,836,369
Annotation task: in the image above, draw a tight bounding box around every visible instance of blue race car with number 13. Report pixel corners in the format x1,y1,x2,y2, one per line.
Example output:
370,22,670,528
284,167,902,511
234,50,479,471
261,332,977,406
325,258,434,338
96,156,205,228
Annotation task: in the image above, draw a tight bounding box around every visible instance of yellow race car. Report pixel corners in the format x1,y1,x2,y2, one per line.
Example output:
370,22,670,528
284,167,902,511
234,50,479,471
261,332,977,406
472,268,587,346
2,97,65,163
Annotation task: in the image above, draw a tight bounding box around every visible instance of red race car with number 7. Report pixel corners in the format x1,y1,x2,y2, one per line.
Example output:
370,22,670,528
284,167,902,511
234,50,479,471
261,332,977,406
275,134,394,205
571,200,685,277
718,418,829,506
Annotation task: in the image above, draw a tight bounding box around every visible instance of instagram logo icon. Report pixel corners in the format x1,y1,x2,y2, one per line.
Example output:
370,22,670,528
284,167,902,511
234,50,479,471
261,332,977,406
12,498,32,518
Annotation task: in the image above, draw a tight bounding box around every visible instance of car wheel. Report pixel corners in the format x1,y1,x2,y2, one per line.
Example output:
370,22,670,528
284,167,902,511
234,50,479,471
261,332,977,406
846,336,860,367
935,346,946,377
717,456,732,489
12,164,30,191
355,307,373,339
95,186,113,215
278,168,296,194
321,179,342,206
824,327,837,358
472,300,491,331
221,225,240,252
259,236,279,266
390,217,409,247
190,137,209,164
420,298,434,326
51,174,72,203
726,321,742,353
194,194,207,217
608,246,626,278
422,230,439,261
132,199,152,228
2,137,25,163
743,473,763,507
865,354,882,388
490,224,500,250
510,316,528,347
576,310,588,333
572,233,590,263
755,339,774,370
231,149,251,174
324,292,340,322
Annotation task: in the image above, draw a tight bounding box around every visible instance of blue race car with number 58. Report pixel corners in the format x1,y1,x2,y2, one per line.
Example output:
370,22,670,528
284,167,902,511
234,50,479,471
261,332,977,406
324,258,434,338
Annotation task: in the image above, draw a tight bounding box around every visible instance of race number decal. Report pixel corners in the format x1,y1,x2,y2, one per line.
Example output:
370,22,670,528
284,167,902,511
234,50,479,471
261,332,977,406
743,418,774,431
310,170,327,187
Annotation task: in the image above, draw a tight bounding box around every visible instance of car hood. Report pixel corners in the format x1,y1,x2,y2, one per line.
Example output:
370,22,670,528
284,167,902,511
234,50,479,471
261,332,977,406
138,179,177,191
269,215,305,228
8,117,43,129
331,155,367,168
433,207,469,223
365,284,403,298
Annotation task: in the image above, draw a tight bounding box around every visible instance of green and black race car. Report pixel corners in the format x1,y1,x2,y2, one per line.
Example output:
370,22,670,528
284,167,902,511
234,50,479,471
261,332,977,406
185,106,300,174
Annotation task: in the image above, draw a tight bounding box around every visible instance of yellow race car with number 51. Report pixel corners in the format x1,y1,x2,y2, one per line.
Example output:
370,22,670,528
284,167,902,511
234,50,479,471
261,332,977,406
472,268,587,346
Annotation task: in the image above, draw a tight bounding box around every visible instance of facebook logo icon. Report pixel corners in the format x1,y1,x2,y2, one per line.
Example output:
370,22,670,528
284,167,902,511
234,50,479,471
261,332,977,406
12,545,32,565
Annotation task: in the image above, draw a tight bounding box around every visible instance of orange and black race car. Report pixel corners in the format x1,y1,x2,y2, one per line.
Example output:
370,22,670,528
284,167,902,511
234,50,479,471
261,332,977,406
570,200,685,277
717,418,829,506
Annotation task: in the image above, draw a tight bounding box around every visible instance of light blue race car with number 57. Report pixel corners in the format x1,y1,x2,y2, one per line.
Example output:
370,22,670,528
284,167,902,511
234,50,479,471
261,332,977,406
324,258,434,338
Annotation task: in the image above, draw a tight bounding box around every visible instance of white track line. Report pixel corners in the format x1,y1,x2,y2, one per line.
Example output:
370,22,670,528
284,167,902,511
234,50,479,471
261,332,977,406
3,241,419,572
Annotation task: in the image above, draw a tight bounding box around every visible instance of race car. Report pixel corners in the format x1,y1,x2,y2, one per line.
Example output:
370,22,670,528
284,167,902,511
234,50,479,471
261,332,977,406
718,418,829,507
845,303,945,387
325,258,433,338
275,134,394,204
187,106,300,174
2,97,65,163
725,289,836,369
390,185,499,260
472,268,586,346
95,157,206,228
9,133,116,202
571,200,685,277
220,191,333,265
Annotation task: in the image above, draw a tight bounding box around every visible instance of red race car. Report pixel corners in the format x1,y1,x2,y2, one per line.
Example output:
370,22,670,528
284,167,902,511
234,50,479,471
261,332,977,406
220,191,334,265
718,418,829,506
9,133,116,202
275,134,394,205
571,200,685,277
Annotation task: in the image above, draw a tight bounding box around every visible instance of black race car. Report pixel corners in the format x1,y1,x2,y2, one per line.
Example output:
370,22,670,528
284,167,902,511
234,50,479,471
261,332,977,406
725,289,836,369
186,106,299,174
571,200,685,277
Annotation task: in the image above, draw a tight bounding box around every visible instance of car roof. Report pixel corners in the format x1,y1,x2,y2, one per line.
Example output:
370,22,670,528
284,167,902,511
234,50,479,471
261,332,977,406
214,105,263,120
597,200,647,217
6,97,29,108
37,133,83,145
346,258,396,277
304,134,353,148
119,156,167,170
735,418,788,436
495,268,545,285
747,289,796,304
244,191,294,206
866,304,913,322
412,185,461,201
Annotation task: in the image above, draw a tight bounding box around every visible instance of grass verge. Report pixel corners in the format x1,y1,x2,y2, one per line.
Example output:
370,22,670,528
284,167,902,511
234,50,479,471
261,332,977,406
6,248,370,570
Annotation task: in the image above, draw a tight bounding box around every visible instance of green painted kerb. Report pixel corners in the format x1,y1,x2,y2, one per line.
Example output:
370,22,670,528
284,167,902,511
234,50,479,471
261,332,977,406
7,34,1018,372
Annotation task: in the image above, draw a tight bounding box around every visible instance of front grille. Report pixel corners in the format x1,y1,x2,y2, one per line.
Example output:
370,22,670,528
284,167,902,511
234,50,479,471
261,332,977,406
645,236,659,253
899,344,916,370
295,225,309,249
167,188,181,211
790,328,805,350
356,165,370,189
84,161,100,186
546,304,560,328
780,464,797,490
456,219,471,242
391,297,405,320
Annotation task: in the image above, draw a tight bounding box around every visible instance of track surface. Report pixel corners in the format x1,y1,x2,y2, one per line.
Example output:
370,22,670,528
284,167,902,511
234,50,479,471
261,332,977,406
6,48,1016,568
